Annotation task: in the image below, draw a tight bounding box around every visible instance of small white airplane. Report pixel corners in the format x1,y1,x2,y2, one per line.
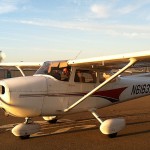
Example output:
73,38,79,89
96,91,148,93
0,50,150,139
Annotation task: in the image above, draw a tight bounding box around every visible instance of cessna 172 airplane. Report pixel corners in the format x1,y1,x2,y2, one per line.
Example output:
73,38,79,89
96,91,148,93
0,50,150,139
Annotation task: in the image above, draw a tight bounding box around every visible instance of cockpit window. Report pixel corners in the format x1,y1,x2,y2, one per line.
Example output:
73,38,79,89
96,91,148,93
35,61,70,81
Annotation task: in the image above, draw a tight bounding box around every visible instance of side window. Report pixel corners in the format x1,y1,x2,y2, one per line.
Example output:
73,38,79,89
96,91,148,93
49,67,71,81
50,69,61,80
74,70,97,83
99,72,105,83
99,71,114,83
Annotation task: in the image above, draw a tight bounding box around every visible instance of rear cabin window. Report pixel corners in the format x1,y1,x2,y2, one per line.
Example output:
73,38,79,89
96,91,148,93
74,70,97,83
99,71,115,83
48,67,71,81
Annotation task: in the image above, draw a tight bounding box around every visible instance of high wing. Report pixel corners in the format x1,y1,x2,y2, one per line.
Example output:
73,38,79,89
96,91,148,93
68,50,150,69
0,62,42,67
0,62,42,76
65,50,150,112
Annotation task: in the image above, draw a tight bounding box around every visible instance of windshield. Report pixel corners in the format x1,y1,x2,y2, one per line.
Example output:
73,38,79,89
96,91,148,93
35,61,70,81
35,61,51,75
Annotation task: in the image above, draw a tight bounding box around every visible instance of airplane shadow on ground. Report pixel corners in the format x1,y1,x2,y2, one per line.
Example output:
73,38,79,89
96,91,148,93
30,119,99,138
118,120,150,138
1,112,149,139
118,129,150,138
29,119,150,140
30,125,98,139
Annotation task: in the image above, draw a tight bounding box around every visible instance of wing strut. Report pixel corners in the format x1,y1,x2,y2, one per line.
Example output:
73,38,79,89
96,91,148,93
16,66,25,76
64,58,137,112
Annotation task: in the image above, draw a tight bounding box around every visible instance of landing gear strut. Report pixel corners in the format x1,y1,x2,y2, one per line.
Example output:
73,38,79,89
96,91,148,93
90,109,125,138
20,117,32,139
25,117,33,124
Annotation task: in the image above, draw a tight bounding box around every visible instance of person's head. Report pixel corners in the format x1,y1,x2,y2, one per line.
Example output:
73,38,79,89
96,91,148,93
77,71,82,77
103,72,112,80
63,68,69,75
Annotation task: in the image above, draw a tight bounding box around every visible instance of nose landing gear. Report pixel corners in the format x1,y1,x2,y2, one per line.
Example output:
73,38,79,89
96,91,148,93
12,117,40,139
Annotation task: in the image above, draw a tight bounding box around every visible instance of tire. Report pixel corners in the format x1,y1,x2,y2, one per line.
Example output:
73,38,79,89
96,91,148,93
108,133,117,138
20,135,30,139
48,119,57,124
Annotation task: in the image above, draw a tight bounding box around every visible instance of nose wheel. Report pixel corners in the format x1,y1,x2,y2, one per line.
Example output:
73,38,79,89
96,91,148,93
20,134,30,139
108,133,118,138
12,117,40,139
19,118,33,139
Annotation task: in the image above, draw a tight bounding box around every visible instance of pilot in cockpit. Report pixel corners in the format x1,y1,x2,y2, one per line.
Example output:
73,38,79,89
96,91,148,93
61,68,70,81
35,62,70,81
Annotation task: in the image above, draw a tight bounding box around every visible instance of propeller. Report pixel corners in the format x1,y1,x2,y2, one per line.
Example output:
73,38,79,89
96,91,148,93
0,51,6,62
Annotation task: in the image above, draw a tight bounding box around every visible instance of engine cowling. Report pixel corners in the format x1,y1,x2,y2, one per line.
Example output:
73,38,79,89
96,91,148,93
100,118,126,135
0,76,47,117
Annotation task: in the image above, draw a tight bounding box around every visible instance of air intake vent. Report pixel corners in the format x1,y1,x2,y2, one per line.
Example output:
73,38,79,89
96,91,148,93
0,86,5,94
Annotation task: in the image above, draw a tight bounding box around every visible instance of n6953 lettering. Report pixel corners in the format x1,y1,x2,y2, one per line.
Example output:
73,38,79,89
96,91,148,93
131,84,150,95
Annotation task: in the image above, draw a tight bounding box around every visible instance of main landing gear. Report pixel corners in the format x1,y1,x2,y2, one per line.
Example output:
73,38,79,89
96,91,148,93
12,117,40,139
90,109,126,138
43,116,58,124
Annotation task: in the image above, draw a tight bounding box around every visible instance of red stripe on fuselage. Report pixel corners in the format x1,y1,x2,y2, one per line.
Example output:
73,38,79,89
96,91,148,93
94,87,127,100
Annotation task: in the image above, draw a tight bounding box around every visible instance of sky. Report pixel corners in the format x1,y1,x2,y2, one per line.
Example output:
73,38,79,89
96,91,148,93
0,0,150,62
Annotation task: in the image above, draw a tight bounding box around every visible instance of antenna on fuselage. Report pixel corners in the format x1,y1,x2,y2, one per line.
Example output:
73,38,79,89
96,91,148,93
74,50,82,60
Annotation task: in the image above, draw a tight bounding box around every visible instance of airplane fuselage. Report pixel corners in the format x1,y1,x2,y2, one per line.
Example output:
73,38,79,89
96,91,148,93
0,67,149,118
